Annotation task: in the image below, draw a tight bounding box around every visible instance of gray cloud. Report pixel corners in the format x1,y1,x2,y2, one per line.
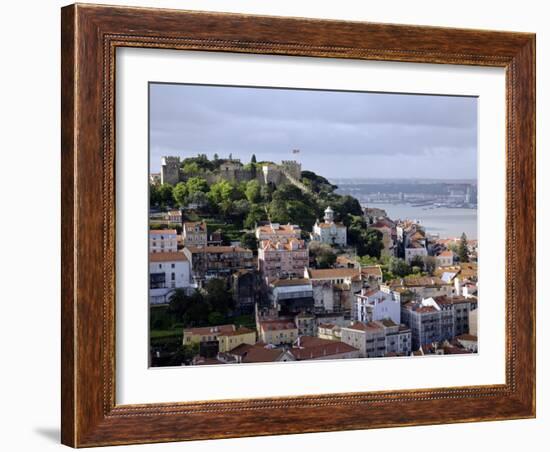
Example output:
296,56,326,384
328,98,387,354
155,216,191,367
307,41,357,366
149,83,477,179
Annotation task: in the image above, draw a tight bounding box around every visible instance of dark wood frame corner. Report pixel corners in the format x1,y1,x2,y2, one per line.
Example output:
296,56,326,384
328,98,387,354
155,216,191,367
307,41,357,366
61,3,536,447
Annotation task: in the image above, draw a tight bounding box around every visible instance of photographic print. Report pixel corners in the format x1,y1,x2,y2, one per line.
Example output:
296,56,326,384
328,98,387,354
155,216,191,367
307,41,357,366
148,83,479,367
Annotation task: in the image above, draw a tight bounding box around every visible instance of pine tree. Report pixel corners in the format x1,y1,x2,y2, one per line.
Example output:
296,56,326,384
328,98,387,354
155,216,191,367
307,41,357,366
251,154,257,163
458,232,469,263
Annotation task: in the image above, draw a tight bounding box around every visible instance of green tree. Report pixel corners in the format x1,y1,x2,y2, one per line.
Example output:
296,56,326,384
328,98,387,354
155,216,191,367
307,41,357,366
424,256,437,275
209,180,234,204
204,279,234,316
410,255,425,271
245,180,262,203
149,183,160,207
268,199,290,224
250,155,257,178
260,183,275,203
169,342,199,366
182,162,200,175
388,257,411,278
186,177,209,195
244,205,266,229
359,255,378,266
208,312,225,326
411,266,422,275
188,190,208,208
167,289,195,320
309,242,337,269
361,229,384,258
241,232,258,252
458,232,469,262
173,182,188,207
286,200,317,230
158,183,174,207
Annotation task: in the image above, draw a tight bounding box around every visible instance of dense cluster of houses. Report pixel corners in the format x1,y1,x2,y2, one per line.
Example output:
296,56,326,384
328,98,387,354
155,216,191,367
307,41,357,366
149,206,478,365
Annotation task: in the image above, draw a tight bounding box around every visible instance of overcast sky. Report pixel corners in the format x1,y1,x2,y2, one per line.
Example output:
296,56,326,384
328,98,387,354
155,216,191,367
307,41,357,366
149,83,477,180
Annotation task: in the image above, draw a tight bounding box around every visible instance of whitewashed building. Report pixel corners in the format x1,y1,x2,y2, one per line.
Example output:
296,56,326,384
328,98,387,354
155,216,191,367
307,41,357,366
311,206,347,246
355,288,401,324
436,250,454,267
149,229,178,253
149,252,192,304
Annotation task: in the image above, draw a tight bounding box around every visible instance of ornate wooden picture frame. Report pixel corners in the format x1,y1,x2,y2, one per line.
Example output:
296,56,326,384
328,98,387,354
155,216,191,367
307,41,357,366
61,3,535,447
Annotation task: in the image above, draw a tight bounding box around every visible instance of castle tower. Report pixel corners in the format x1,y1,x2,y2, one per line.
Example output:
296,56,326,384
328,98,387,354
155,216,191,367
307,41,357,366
281,160,302,180
324,206,334,224
160,156,181,185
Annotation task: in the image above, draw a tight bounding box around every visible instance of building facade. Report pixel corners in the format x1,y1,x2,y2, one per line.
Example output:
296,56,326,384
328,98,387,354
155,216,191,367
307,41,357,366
258,238,309,281
401,296,471,350
258,319,299,345
183,246,255,284
311,206,347,246
255,222,301,241
149,252,192,304
149,229,178,253
269,278,315,314
340,320,411,358
182,221,207,247
355,288,400,325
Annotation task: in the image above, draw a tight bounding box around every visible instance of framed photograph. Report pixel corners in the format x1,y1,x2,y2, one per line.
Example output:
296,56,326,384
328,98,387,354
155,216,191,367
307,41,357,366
61,3,536,447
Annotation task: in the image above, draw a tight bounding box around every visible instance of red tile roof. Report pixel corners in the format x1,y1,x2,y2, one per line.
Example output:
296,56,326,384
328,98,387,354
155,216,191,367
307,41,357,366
149,229,177,235
183,324,235,336
228,343,289,363
259,320,297,331
149,252,188,262
187,246,251,254
290,337,358,360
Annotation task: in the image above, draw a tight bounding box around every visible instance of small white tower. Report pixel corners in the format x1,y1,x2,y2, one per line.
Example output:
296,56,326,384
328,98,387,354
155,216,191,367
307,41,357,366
324,206,334,224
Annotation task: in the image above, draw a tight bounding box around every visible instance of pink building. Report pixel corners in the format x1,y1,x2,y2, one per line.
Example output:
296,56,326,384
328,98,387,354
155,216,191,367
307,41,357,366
258,237,309,281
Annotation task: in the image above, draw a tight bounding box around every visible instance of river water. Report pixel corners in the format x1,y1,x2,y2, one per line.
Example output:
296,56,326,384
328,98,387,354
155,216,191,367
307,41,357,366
368,203,478,240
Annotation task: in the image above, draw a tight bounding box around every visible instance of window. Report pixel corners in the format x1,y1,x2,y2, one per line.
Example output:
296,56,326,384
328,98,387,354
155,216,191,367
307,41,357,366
171,263,175,269
171,272,175,281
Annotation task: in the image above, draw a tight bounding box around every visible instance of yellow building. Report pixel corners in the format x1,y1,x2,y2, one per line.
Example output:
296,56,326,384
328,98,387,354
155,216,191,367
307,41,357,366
182,324,235,345
258,320,298,345
218,327,256,353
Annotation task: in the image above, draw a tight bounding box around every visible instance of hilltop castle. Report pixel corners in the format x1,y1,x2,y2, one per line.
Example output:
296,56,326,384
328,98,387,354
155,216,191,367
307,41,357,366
160,156,302,187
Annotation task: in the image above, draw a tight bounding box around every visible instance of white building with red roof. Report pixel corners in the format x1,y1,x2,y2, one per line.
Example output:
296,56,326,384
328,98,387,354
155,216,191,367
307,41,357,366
436,249,455,267
149,251,192,304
